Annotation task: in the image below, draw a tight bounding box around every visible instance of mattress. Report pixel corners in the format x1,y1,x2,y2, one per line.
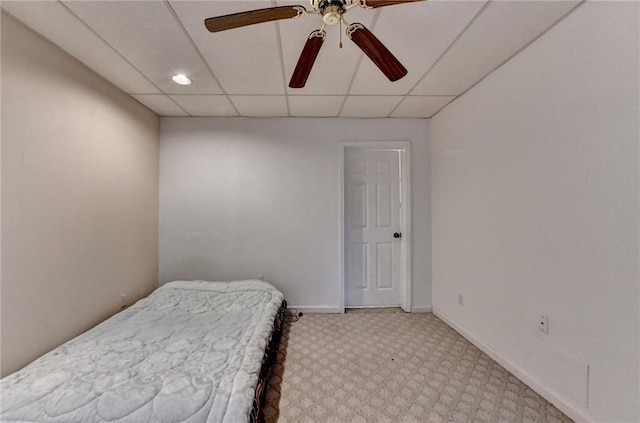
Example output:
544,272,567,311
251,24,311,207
0,280,284,423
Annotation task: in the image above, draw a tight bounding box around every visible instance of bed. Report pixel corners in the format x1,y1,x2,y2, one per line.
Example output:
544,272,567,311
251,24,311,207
0,279,286,423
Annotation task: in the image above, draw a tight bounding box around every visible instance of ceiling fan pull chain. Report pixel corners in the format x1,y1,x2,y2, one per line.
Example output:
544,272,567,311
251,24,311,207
339,20,343,49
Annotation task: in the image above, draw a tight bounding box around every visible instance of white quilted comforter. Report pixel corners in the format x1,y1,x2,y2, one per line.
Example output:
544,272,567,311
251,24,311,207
0,280,284,423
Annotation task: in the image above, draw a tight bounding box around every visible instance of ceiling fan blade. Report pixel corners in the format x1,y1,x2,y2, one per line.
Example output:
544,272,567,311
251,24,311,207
289,30,326,89
346,23,407,82
205,5,306,33
359,0,425,9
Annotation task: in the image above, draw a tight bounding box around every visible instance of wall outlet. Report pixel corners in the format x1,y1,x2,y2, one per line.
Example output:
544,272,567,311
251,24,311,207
458,293,464,306
539,315,549,334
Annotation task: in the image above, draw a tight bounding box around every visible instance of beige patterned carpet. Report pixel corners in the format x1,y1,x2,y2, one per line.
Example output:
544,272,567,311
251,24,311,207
264,310,573,423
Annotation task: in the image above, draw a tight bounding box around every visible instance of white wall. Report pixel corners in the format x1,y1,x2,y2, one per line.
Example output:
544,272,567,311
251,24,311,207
430,2,639,423
160,118,430,310
1,14,160,376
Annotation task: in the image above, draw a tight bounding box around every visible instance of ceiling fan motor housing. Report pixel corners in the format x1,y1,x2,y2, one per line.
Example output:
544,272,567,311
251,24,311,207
310,0,358,10
311,0,358,25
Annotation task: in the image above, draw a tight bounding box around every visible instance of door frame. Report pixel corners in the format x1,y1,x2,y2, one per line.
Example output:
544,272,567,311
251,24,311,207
339,141,412,313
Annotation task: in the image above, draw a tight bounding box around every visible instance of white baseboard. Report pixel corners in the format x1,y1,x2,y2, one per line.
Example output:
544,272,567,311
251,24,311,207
410,306,432,313
287,305,340,314
288,305,436,314
287,306,432,314
432,306,595,423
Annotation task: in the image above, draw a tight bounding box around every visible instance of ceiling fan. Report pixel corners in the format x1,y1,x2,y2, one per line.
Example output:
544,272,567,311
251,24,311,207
204,0,424,88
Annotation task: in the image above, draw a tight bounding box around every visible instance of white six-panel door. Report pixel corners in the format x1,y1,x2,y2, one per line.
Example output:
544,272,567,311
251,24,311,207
345,148,402,307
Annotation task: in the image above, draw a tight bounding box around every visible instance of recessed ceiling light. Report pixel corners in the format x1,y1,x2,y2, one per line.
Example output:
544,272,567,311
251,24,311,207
172,74,192,85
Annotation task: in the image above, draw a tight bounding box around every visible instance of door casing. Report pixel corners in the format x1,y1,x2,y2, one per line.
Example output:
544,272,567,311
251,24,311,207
339,141,412,313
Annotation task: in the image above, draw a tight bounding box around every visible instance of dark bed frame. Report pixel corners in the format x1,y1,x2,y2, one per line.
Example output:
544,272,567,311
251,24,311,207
249,299,287,423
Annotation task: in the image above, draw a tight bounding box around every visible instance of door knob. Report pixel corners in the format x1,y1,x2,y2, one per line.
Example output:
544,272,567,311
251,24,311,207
393,232,402,238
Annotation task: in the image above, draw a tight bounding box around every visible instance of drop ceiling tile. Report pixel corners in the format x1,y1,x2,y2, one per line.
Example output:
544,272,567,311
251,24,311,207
170,1,285,95
229,96,288,117
340,96,402,118
62,0,222,94
277,0,375,95
132,94,188,116
170,95,237,117
289,96,344,117
350,1,486,96
390,96,454,118
412,0,581,95
1,1,159,94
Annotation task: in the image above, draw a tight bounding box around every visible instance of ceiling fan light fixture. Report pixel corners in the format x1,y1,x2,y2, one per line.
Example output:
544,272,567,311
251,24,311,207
172,74,192,85
322,4,344,25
